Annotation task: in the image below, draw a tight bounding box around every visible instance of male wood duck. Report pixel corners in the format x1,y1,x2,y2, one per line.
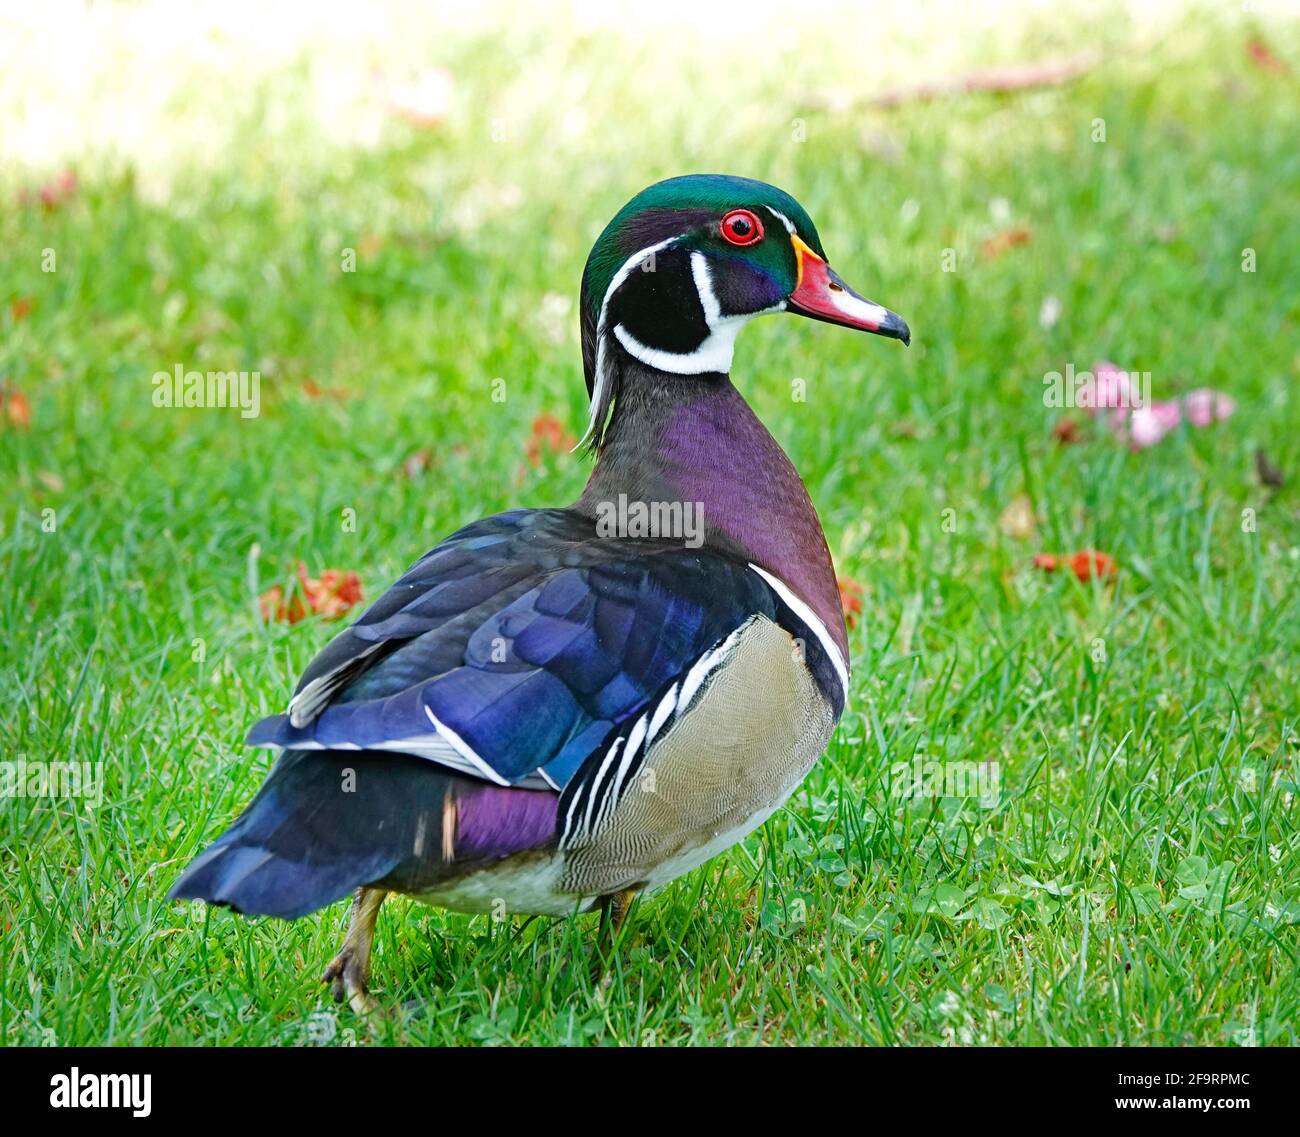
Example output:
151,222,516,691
170,174,910,1011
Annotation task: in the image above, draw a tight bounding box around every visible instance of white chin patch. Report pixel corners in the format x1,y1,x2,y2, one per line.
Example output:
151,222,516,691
612,318,748,375
611,251,779,375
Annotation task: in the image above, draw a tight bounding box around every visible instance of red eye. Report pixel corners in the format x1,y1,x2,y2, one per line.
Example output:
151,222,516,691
720,208,763,246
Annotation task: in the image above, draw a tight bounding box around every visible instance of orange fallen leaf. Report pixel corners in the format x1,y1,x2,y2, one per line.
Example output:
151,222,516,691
1033,549,1117,582
525,412,575,467
1,384,31,429
10,297,34,321
1051,416,1083,445
258,585,305,625
301,378,355,401
400,448,433,479
260,563,364,624
837,576,865,629
981,226,1033,260
302,565,364,619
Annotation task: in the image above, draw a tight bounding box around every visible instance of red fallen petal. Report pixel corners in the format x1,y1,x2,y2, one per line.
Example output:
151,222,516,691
1081,361,1236,449
1128,390,1234,450
1182,388,1236,428
1068,550,1116,581
1033,550,1118,580
1077,360,1137,418
837,576,865,629
1247,37,1288,73
35,169,78,211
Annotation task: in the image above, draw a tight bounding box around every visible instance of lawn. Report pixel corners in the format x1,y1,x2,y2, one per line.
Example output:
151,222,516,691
1,4,1298,1046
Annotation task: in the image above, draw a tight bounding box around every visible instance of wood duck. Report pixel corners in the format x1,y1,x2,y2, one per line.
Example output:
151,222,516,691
170,174,910,1011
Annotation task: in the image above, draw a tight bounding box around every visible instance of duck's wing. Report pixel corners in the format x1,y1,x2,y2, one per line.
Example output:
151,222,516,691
174,507,847,919
246,508,842,795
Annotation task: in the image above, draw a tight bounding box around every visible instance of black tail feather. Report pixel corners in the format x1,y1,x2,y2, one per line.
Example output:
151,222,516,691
168,749,457,919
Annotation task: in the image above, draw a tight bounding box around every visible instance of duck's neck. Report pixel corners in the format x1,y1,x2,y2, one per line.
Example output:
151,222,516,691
575,359,847,659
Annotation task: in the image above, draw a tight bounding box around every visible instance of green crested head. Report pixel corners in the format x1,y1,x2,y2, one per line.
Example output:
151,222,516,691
581,175,824,326
578,174,910,449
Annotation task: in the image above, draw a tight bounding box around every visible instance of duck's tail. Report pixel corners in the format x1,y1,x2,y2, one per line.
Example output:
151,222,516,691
168,748,560,919
167,749,455,918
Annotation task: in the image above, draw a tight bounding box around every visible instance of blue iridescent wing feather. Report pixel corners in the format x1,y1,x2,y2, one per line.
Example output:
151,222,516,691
246,508,780,789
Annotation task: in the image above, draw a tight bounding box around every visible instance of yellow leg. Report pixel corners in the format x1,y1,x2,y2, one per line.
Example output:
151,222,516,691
593,886,640,977
322,887,387,1014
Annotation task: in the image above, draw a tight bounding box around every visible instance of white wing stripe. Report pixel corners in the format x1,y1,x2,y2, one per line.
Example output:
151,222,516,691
601,715,649,827
423,706,511,786
647,682,678,745
678,623,747,711
582,736,625,837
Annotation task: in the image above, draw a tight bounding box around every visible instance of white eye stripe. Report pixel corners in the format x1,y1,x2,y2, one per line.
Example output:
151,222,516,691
764,207,799,236
591,235,788,391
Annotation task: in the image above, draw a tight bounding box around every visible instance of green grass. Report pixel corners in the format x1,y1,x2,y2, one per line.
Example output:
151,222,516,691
2,10,1298,1045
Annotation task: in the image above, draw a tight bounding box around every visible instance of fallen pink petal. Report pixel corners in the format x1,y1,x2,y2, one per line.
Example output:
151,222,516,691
1077,360,1234,449
1182,388,1236,428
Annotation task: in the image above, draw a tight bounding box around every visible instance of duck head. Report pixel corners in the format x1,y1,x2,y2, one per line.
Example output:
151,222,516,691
579,173,910,448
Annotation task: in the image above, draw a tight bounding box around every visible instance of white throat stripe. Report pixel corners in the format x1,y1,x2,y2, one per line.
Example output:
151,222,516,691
613,321,744,375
